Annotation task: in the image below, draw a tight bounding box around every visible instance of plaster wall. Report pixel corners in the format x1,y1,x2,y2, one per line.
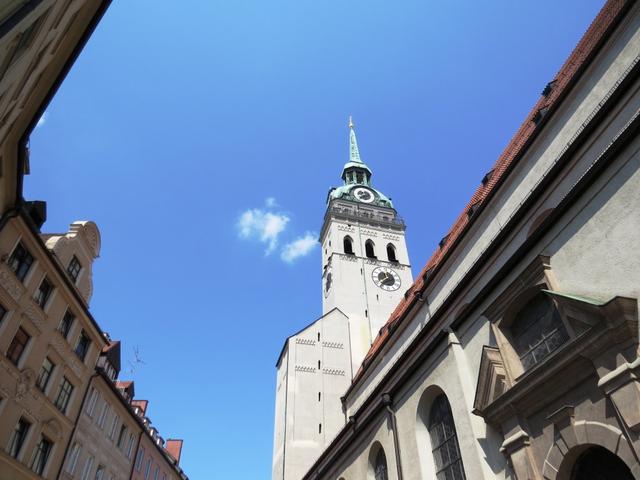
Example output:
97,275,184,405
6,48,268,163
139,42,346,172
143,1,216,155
321,207,413,370
61,375,140,480
274,309,352,480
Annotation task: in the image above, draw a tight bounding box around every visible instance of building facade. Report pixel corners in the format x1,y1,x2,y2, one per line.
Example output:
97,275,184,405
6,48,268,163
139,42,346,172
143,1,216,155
59,342,142,480
274,1,640,479
0,215,106,480
0,3,190,480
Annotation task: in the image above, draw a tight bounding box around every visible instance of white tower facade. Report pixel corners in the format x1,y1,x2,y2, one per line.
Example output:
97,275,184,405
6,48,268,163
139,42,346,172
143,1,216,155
272,120,412,480
320,120,412,371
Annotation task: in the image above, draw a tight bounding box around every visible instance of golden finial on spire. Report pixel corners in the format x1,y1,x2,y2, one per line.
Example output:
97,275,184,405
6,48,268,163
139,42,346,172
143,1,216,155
348,115,354,129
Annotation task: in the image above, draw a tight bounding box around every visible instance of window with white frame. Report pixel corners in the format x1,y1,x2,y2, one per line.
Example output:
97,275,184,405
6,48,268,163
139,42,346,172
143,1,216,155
97,403,109,429
66,443,82,474
80,455,94,480
85,387,99,417
108,415,120,440
30,435,53,475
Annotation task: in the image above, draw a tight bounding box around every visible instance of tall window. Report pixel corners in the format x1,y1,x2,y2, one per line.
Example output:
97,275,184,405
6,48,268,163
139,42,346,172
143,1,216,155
144,458,152,480
67,255,82,283
428,395,466,480
117,424,127,448
58,310,75,339
7,326,30,366
386,244,397,262
80,456,94,480
97,403,109,430
7,241,34,282
373,448,388,480
343,236,354,255
109,415,120,440
85,388,98,417
66,443,81,474
54,376,74,414
94,465,105,480
135,448,145,471
365,240,376,259
75,331,91,361
126,433,135,458
36,357,55,392
30,435,53,475
7,417,30,458
511,293,569,370
35,276,53,309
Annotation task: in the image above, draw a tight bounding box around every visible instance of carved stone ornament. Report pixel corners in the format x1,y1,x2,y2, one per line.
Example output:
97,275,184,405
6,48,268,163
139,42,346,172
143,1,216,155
500,429,540,480
43,418,64,440
473,346,508,415
0,264,23,301
15,367,36,400
21,303,45,331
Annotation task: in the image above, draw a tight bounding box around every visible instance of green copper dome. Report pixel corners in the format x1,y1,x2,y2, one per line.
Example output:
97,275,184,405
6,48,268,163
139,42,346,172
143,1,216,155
327,118,394,208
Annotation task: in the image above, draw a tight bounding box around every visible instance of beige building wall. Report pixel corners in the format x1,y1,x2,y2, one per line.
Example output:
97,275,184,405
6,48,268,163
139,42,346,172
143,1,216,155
0,0,111,214
131,426,185,480
60,372,141,480
0,215,105,479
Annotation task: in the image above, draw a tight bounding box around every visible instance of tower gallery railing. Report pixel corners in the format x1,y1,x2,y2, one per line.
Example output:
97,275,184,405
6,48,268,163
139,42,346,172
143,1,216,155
322,206,406,231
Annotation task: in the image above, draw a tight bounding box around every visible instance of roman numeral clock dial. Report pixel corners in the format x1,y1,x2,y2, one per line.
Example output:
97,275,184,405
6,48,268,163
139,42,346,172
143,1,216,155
372,266,401,291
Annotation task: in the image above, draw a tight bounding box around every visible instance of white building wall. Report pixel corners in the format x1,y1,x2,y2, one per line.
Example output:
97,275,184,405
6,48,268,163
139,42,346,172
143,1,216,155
274,309,352,480
345,6,640,415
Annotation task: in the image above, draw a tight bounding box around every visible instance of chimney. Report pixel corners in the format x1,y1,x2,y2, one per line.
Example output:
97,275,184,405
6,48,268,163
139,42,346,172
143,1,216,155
165,439,183,464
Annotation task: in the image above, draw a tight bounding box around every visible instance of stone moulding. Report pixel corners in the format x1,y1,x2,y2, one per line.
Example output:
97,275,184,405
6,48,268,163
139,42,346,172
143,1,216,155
472,345,507,415
295,365,316,373
0,263,24,302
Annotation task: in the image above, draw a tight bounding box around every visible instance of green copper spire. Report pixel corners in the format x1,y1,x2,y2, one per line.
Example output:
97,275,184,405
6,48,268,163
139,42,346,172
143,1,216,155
349,116,362,164
342,116,372,181
328,117,394,208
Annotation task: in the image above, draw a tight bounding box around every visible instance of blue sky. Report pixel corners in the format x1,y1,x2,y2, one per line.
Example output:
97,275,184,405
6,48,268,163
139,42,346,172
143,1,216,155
27,1,605,478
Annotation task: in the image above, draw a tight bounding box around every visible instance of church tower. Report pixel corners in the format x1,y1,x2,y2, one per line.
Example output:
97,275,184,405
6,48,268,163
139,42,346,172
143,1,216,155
320,118,413,370
272,119,412,480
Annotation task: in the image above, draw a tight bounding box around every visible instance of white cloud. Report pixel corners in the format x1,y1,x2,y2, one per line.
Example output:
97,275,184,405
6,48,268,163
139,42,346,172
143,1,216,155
237,208,290,254
36,112,47,128
265,197,277,208
281,232,317,263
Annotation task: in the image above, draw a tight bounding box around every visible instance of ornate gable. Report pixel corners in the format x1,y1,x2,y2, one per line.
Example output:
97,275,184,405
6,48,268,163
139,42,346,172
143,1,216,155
473,346,508,415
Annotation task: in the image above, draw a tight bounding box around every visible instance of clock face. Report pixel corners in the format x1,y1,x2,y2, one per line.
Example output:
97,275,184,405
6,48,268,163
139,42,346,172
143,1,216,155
372,266,401,291
352,187,375,203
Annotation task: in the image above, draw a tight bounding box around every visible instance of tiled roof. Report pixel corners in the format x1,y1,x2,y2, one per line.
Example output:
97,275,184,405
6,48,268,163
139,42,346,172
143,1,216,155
352,0,630,386
132,399,149,414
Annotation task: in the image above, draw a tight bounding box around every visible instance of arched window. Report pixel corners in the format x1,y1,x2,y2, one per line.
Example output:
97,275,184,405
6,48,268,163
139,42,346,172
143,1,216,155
365,240,376,259
386,243,397,262
373,448,388,480
511,292,568,370
428,395,466,480
343,236,354,255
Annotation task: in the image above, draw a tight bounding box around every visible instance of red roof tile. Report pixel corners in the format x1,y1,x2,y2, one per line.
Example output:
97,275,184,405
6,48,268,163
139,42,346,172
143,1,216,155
352,0,630,386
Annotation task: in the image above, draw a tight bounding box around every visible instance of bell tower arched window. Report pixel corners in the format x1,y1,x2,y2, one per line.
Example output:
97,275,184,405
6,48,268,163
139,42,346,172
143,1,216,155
343,236,354,255
365,240,376,259
428,394,466,480
511,292,569,370
373,448,388,480
386,244,397,262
